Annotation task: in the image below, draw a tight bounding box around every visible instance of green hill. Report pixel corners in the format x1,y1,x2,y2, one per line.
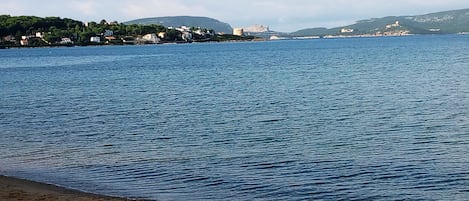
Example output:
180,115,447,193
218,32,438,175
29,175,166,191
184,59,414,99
124,16,233,34
291,27,339,37
291,8,469,36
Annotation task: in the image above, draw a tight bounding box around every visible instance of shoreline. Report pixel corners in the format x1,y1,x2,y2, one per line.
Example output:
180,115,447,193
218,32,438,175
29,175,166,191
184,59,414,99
0,175,148,201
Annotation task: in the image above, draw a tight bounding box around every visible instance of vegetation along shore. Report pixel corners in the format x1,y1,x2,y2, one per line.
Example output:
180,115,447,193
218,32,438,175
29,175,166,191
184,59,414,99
0,15,258,48
2,8,469,48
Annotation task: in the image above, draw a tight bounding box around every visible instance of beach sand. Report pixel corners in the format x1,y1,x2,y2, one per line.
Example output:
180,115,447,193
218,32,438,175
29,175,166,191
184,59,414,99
0,175,135,201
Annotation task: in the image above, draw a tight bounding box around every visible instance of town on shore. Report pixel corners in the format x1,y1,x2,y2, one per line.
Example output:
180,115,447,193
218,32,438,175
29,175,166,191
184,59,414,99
0,17,414,49
2,7,469,48
0,15,260,48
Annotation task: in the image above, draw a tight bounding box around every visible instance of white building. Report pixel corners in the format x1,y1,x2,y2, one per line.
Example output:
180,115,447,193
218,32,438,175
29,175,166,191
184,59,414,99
340,28,354,33
233,28,244,36
60,38,73,44
176,26,191,32
20,38,28,46
35,32,44,38
90,36,101,43
142,33,160,43
386,21,400,29
194,29,204,35
158,32,167,39
182,32,193,41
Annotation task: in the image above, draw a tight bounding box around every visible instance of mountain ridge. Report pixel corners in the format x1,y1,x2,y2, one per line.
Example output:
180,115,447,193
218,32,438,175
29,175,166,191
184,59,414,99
291,8,469,36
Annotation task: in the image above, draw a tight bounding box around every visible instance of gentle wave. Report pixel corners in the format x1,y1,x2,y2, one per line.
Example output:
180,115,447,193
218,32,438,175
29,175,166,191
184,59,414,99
1,36,469,200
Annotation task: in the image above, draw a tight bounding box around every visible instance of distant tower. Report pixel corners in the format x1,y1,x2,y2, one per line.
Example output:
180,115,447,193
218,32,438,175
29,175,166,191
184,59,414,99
233,28,244,36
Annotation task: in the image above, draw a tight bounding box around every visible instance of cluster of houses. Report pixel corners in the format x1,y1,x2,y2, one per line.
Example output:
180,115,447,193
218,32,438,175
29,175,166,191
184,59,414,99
1,33,49,46
0,32,74,46
379,21,410,36
1,35,18,45
1,25,215,46
335,21,410,37
170,25,215,41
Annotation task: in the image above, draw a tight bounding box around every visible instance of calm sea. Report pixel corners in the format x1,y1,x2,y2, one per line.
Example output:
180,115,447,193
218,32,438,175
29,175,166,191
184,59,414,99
1,35,468,200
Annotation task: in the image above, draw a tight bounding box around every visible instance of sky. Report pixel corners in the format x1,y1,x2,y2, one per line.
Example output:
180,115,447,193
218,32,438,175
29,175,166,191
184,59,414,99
2,0,469,32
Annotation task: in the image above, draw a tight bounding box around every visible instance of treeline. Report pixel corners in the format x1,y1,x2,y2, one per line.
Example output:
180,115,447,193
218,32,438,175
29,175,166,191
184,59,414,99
0,15,258,47
0,15,179,46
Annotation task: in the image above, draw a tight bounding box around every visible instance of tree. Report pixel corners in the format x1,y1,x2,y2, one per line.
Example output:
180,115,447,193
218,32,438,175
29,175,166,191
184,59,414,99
166,29,181,41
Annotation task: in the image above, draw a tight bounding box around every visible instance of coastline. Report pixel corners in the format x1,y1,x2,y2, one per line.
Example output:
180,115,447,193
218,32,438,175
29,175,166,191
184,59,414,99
0,175,145,201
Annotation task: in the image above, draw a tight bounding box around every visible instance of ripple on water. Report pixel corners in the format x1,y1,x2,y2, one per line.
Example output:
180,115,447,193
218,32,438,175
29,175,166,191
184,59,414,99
1,36,469,200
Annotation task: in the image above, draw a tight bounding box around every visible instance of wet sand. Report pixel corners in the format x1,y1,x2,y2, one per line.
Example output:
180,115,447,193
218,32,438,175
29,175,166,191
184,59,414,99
0,175,138,201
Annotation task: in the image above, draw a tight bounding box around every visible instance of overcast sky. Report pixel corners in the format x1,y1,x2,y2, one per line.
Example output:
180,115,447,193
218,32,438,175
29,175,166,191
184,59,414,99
2,0,469,32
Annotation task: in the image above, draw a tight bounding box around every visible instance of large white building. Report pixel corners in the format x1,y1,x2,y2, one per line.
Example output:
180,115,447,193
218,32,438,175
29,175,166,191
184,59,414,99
142,33,160,43
233,28,244,36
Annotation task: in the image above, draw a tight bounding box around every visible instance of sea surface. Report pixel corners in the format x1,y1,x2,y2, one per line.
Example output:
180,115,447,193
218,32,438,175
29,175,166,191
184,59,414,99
1,35,468,200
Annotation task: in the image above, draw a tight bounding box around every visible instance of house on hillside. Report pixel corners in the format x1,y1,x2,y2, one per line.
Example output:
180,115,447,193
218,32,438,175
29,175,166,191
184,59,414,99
158,32,167,39
60,38,73,44
142,33,160,44
35,32,44,38
181,32,192,41
90,36,101,43
340,28,354,33
20,38,29,46
386,21,400,29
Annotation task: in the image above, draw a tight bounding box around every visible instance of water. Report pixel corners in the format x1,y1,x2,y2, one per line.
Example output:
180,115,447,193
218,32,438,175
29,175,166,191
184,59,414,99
1,35,469,200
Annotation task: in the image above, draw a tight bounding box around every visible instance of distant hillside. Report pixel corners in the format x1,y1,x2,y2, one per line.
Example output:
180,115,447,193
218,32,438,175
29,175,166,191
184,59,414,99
125,16,233,34
291,8,469,36
291,27,339,37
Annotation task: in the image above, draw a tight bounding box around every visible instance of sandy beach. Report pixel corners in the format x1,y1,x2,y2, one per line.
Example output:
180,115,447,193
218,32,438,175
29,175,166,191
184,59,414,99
0,175,137,201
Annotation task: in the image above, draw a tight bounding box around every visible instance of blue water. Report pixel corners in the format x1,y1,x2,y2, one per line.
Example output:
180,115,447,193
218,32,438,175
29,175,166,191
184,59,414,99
1,35,469,200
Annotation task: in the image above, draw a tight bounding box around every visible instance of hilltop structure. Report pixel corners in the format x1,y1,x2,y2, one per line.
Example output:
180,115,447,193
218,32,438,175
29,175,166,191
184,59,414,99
243,24,269,33
291,8,469,37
